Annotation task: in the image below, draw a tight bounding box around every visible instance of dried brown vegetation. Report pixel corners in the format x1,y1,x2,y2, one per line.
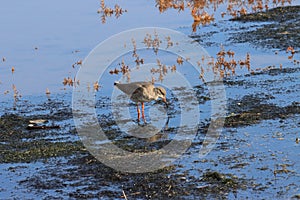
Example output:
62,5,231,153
198,46,251,81
12,84,21,109
72,60,82,68
109,32,253,83
93,82,101,91
286,46,296,59
62,77,80,87
143,32,162,55
150,59,178,82
109,60,130,75
98,0,293,31
98,0,127,23
154,0,292,31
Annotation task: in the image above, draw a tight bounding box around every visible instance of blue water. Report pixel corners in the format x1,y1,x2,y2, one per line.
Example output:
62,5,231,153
0,0,300,199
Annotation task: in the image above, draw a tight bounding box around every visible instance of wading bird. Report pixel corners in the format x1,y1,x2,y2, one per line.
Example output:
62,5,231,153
114,81,167,123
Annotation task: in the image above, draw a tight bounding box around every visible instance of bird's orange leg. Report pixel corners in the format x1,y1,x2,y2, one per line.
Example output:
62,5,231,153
142,102,146,123
136,103,141,122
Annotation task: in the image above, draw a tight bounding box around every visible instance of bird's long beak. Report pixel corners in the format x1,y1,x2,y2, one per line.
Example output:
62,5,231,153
162,97,168,108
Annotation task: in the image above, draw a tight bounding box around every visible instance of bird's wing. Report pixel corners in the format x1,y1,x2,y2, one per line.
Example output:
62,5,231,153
133,81,153,87
131,86,153,102
115,82,153,95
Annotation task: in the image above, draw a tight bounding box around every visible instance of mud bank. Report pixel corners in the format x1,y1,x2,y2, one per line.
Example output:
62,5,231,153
230,6,300,49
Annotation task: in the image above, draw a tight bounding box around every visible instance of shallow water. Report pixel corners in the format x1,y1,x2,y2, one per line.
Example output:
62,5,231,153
1,0,300,199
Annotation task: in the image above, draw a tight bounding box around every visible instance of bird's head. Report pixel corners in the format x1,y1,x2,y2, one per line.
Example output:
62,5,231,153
154,86,167,103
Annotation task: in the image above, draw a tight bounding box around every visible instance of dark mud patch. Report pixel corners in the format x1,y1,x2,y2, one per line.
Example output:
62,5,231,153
225,95,300,127
225,66,300,80
232,6,300,22
229,6,300,49
20,152,247,199
224,67,300,127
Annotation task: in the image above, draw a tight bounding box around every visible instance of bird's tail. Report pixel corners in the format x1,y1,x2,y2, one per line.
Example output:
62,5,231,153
114,81,120,86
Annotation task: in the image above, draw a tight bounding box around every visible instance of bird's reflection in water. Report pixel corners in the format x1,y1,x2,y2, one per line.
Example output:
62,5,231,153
147,116,169,143
118,115,170,143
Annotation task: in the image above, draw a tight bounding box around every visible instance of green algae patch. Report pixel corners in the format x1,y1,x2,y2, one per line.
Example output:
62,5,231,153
225,101,300,127
0,114,85,163
202,171,240,189
0,141,84,163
